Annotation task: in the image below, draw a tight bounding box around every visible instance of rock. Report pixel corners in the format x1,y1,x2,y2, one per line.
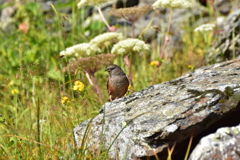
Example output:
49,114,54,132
214,0,232,15
0,4,16,32
189,124,240,160
115,0,139,8
206,9,240,64
199,0,232,15
73,58,240,160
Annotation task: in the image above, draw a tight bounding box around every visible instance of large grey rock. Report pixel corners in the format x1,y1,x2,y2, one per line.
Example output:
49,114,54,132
189,124,240,160
74,58,240,160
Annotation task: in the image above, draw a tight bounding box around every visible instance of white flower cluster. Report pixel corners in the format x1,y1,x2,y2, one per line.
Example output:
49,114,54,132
89,32,123,52
60,43,91,57
194,24,216,32
152,0,192,9
77,0,113,8
60,32,123,57
111,38,150,55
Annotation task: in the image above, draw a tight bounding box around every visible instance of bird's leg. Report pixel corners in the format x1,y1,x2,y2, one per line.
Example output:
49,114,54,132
109,96,113,102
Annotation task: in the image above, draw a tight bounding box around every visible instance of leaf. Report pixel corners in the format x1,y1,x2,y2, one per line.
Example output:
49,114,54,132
47,68,63,82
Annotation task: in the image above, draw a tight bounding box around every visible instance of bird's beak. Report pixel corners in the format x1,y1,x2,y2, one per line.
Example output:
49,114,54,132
105,68,110,72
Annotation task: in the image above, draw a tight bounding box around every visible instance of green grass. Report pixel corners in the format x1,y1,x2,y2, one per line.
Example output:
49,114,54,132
0,0,222,159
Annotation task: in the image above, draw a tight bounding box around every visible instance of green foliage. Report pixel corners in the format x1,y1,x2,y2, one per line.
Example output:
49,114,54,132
0,0,225,159
0,1,103,159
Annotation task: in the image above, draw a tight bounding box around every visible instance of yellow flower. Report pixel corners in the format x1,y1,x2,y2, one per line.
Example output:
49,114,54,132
128,85,133,90
188,65,194,70
11,89,19,94
61,96,70,104
150,60,159,66
8,80,14,86
127,85,134,95
73,81,85,91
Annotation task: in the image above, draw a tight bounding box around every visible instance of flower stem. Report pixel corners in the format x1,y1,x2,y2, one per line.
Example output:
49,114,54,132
160,8,172,58
123,54,134,92
88,72,103,104
85,72,93,85
97,7,115,32
123,54,131,79
151,9,173,85
131,22,135,38
151,62,160,85
123,54,130,68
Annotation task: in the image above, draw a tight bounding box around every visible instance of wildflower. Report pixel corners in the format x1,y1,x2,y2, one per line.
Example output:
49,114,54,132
194,24,215,32
111,38,150,55
8,80,14,86
33,119,46,126
77,0,114,8
127,84,134,94
61,96,70,104
89,32,123,53
64,53,115,74
73,81,85,91
128,85,133,90
150,60,160,66
188,65,194,70
18,22,28,34
60,43,93,57
109,5,152,23
37,119,46,124
64,54,115,103
11,89,19,94
122,121,127,127
33,119,46,132
152,0,192,9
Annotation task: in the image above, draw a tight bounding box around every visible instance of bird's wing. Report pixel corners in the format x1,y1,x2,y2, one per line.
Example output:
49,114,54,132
107,77,115,101
126,75,130,85
107,77,111,95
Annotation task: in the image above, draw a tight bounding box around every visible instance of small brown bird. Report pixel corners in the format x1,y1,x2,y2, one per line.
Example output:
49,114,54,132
105,64,129,101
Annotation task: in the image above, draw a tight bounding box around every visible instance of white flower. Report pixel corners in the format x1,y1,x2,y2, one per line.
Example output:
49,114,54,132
111,38,150,55
60,43,93,57
194,24,215,32
77,0,114,8
89,32,123,53
33,119,46,125
152,0,192,9
33,119,46,132
118,48,126,54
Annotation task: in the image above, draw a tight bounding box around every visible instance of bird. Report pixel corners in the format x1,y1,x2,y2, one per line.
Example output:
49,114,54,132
105,64,129,101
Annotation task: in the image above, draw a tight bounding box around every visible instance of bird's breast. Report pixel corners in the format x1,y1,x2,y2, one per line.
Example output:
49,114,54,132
109,75,128,89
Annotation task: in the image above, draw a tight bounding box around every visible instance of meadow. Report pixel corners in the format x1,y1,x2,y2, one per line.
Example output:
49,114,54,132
0,0,218,159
